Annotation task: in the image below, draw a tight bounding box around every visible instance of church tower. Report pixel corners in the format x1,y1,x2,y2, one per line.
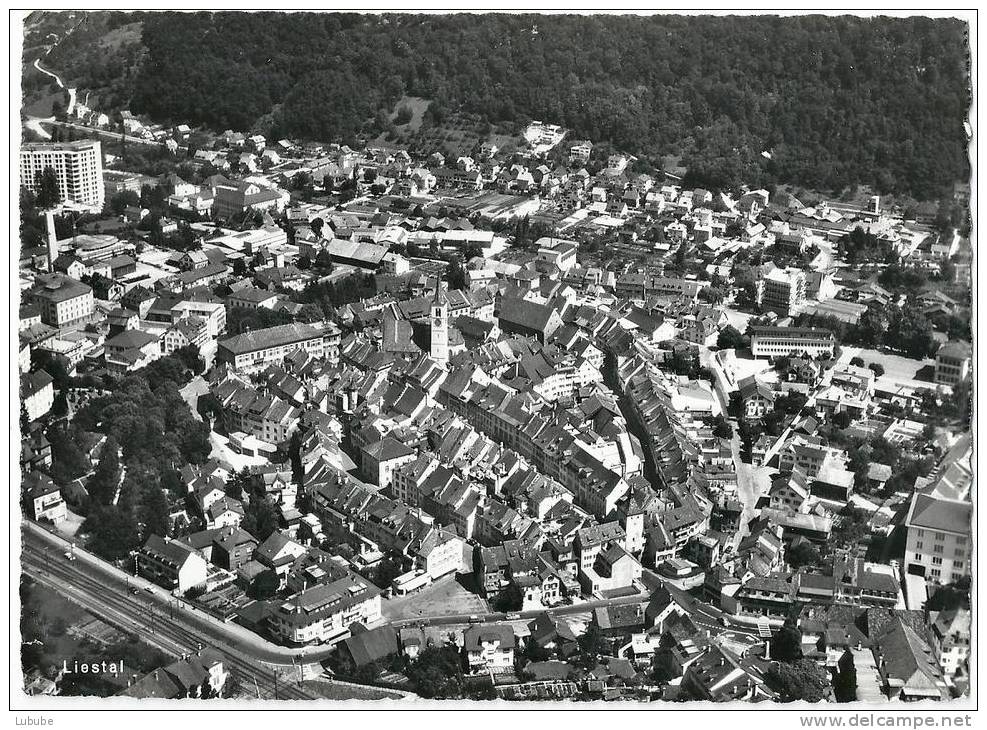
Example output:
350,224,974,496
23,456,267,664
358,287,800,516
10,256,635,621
429,278,449,365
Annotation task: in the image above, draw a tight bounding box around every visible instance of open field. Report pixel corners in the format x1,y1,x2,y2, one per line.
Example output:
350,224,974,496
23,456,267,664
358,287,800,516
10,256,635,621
380,574,489,622
390,95,430,132
844,347,936,389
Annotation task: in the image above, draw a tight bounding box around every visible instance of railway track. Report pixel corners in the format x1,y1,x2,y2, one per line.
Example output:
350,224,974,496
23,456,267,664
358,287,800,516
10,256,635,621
21,549,315,700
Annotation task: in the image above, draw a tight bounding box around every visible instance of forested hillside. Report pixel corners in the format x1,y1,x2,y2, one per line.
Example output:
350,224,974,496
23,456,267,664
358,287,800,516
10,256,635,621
28,12,972,199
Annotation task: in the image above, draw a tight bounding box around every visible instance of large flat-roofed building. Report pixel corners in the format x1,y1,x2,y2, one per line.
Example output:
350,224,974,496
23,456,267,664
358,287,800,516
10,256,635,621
535,237,579,273
904,495,971,585
904,434,972,585
614,273,705,301
65,233,129,263
217,322,325,372
750,326,835,359
934,341,972,386
170,300,227,337
268,573,382,645
102,169,143,195
758,266,806,315
20,140,105,211
211,179,284,219
320,238,390,270
30,273,95,328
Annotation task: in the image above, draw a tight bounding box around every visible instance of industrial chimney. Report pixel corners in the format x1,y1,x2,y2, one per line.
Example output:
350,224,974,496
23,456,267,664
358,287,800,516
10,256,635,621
45,211,58,270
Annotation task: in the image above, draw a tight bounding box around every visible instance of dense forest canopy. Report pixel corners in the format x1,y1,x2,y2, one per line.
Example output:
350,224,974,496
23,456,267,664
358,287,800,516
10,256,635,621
27,12,971,198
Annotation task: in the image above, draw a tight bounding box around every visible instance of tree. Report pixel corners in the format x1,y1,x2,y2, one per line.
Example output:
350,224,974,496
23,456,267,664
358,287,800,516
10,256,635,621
141,486,171,540
394,104,413,125
161,467,184,498
776,391,808,416
523,640,551,663
717,325,746,351
172,345,205,375
295,303,325,324
446,255,467,291
711,415,733,439
492,583,523,612
224,468,252,501
787,541,822,570
88,437,121,506
32,350,71,390
242,497,279,541
46,423,92,485
831,508,870,550
770,623,803,662
832,410,852,430
735,282,759,310
926,576,971,612
405,645,465,699
107,190,140,216
314,250,334,271
868,362,885,377
651,648,680,683
887,304,937,359
765,658,830,703
84,505,140,561
247,569,280,600
577,623,610,660
698,286,725,305
368,554,405,590
850,356,865,367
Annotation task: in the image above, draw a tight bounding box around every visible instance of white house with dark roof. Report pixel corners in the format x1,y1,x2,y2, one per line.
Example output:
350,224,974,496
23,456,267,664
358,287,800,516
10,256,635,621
360,436,417,489
23,472,67,524
137,534,209,593
20,370,54,422
463,623,515,673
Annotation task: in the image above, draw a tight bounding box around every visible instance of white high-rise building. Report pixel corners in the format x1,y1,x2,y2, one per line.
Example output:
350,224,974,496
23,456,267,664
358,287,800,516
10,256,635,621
20,139,105,211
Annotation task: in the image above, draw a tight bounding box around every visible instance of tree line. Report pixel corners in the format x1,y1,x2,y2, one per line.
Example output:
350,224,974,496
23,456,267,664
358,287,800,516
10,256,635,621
108,12,972,199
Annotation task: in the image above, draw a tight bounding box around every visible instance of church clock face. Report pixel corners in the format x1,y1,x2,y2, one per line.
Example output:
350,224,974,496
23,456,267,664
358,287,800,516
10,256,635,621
434,317,443,328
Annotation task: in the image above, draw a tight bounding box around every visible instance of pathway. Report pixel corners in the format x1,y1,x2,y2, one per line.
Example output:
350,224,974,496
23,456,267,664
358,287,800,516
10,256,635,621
33,57,76,116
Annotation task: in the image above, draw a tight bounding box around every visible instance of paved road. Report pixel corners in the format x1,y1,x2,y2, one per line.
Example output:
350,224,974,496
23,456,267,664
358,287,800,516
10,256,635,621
28,117,184,150
33,58,76,115
22,518,765,698
25,522,660,657
731,430,764,549
759,345,855,466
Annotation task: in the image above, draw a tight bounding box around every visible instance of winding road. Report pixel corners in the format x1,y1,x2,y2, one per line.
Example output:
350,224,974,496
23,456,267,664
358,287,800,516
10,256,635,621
33,57,76,116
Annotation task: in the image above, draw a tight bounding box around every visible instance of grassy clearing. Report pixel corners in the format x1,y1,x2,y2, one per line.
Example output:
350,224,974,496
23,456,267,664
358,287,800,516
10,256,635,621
390,95,430,132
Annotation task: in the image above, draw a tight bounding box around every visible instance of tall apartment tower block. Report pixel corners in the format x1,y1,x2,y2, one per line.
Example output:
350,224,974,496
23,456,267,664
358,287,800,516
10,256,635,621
20,139,105,211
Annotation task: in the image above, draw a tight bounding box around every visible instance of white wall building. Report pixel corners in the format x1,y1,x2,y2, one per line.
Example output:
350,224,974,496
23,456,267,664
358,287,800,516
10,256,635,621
20,140,105,211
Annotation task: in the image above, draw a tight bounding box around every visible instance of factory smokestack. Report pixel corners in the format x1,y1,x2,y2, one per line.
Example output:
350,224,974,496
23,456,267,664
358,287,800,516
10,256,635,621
45,211,58,270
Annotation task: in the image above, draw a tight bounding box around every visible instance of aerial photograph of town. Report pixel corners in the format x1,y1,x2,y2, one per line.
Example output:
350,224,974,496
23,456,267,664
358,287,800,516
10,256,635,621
13,8,975,714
